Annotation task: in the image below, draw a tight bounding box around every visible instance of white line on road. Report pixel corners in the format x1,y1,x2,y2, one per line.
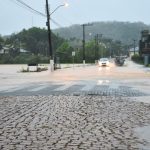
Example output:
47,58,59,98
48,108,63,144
53,83,73,91
97,80,110,85
109,83,119,89
4,86,27,93
80,83,95,91
0,86,16,92
28,85,49,92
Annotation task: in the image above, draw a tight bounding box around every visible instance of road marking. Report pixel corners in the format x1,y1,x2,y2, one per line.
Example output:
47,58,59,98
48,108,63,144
97,80,110,85
80,83,95,91
4,86,27,93
0,86,16,92
54,83,73,91
109,83,119,89
29,85,49,92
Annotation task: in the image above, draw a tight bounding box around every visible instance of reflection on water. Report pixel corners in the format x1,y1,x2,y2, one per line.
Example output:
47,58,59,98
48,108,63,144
97,80,110,85
135,125,150,149
98,66,110,71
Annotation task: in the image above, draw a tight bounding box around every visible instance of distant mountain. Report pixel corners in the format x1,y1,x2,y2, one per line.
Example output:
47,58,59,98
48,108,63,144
54,21,150,45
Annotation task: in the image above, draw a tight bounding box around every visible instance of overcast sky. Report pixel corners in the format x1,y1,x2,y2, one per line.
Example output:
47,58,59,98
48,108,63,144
0,0,150,35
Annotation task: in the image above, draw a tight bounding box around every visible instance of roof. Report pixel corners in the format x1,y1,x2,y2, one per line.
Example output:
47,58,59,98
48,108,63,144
129,47,139,52
20,49,29,53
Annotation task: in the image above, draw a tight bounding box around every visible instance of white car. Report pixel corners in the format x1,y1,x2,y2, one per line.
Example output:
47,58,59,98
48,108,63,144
98,58,109,66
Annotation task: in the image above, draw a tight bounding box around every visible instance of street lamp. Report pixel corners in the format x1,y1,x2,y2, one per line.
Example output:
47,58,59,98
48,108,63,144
82,23,93,65
50,3,69,16
45,0,68,72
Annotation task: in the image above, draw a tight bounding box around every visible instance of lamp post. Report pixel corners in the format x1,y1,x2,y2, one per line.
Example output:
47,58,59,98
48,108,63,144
82,23,93,65
45,0,68,72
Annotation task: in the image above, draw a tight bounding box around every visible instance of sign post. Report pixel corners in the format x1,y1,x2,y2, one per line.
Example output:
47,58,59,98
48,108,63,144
72,51,75,68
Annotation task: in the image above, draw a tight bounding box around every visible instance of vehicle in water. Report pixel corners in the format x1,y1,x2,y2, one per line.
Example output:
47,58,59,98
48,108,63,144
115,56,126,66
98,58,110,66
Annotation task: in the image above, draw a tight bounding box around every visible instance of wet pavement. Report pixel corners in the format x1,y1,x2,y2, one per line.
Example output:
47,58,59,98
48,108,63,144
135,125,150,149
0,81,149,97
0,60,150,149
0,95,150,150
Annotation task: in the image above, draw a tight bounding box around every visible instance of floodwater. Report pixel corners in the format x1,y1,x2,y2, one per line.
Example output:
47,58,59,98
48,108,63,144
0,60,150,149
135,125,150,149
0,60,150,90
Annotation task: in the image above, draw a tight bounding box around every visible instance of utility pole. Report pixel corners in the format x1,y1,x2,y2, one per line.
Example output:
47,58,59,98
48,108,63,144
82,24,85,65
82,23,93,65
95,34,102,63
133,39,136,55
95,34,98,64
109,39,112,58
99,34,103,58
46,0,54,72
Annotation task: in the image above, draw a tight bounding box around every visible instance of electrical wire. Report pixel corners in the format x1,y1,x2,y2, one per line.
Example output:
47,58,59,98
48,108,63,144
9,0,63,28
51,19,62,28
15,0,46,17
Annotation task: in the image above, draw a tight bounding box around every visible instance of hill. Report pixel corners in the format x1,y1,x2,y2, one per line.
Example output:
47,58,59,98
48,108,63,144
54,21,150,45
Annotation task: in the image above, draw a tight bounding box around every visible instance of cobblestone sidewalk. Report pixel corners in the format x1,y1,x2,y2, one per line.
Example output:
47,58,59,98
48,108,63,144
0,95,150,150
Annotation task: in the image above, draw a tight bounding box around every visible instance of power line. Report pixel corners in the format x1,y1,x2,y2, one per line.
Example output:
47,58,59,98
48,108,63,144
15,0,46,17
9,0,63,28
51,19,62,28
11,0,33,12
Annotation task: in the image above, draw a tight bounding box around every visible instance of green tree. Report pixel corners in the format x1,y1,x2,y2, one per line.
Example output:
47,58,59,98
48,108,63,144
56,42,74,63
0,35,4,50
0,35,4,43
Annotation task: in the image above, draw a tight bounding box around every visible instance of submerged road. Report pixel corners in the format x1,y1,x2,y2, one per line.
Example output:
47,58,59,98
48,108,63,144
0,60,150,149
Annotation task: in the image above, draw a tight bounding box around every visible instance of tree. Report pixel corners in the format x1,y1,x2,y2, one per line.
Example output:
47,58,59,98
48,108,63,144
0,35,4,50
4,27,65,56
85,40,95,63
56,41,74,63
0,36,4,43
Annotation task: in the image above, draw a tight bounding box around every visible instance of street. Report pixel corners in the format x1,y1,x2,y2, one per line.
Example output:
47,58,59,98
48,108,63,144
0,60,150,149
0,60,149,97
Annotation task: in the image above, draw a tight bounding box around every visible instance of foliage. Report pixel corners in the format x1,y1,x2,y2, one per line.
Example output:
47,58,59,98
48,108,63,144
0,54,13,64
0,35,4,50
0,35,4,44
56,42,74,63
131,54,143,64
54,21,150,45
5,27,65,56
0,44,2,50
0,54,49,64
0,25,131,64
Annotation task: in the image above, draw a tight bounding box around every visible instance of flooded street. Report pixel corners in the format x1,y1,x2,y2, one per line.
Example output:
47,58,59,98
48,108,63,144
0,60,150,149
0,60,149,93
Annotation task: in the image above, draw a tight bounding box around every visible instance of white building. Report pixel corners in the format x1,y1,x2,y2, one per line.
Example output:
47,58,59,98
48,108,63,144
129,47,139,57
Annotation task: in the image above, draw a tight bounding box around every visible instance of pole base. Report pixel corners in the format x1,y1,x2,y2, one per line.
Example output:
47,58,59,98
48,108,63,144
83,60,85,66
95,60,98,64
50,59,54,72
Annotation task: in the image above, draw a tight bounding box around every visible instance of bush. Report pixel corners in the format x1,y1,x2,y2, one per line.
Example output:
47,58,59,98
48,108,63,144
0,54,14,64
131,54,143,64
0,53,50,64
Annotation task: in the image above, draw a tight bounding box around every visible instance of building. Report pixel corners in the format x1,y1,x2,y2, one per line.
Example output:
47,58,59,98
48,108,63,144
0,47,29,55
129,47,139,57
19,48,30,53
139,30,150,56
0,47,10,54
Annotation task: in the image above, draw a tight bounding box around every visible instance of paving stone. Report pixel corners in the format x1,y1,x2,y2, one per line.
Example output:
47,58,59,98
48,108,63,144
0,95,150,149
